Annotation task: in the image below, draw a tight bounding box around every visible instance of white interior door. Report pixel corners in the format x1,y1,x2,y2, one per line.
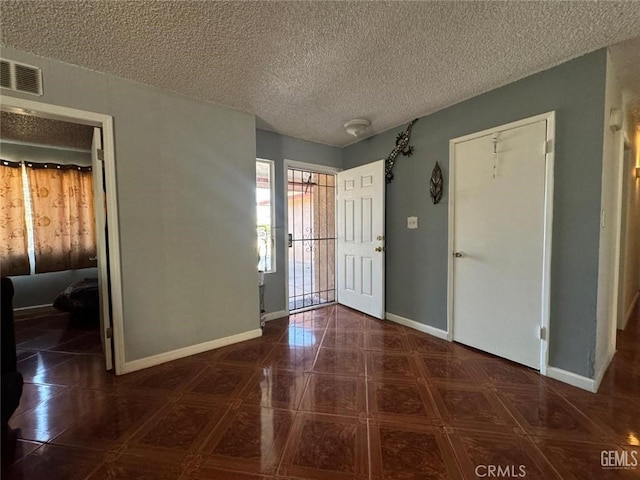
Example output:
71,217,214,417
91,128,113,370
337,160,385,319
451,119,550,369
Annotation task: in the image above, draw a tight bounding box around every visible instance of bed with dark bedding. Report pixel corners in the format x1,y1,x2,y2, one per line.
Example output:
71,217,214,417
53,278,100,324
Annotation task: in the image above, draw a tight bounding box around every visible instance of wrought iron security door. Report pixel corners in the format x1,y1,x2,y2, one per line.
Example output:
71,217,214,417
288,168,336,311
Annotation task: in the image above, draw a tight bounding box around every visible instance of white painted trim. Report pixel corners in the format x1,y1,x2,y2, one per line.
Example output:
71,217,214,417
13,303,53,312
122,328,263,374
593,347,616,393
449,112,557,145
1,97,126,376
385,312,449,340
540,112,556,375
283,159,341,314
448,111,555,374
546,366,596,393
263,310,289,321
621,290,640,331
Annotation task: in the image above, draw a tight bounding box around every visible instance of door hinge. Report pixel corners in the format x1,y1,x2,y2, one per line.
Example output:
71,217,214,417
97,149,104,161
544,140,553,154
106,327,112,339
539,326,546,340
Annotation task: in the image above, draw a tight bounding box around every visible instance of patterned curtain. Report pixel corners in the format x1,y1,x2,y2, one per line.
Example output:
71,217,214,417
0,161,30,276
27,164,97,273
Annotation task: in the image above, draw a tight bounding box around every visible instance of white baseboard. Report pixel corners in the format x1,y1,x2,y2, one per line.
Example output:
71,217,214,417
263,310,289,322
14,303,53,312
593,347,616,393
385,312,449,340
122,328,263,374
546,366,596,393
620,290,639,331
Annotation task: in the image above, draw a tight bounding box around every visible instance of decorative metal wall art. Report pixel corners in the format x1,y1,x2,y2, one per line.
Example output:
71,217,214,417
385,118,418,184
430,161,443,204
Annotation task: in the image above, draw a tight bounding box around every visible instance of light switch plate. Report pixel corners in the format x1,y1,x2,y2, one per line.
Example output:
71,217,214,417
407,216,418,229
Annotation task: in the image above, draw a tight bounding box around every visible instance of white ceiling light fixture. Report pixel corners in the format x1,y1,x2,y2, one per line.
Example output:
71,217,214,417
344,119,371,137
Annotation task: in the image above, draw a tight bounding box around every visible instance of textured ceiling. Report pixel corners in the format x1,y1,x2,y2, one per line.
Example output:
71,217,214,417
1,1,640,146
0,111,93,150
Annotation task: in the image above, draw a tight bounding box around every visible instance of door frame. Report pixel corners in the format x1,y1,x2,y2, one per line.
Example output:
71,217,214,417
283,159,341,315
1,96,125,375
447,111,556,375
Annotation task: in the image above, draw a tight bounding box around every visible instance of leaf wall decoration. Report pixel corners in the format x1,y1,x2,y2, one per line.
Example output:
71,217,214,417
430,161,443,204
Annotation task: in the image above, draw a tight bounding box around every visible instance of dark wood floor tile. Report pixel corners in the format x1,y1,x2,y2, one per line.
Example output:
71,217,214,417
496,386,605,441
367,351,421,380
313,347,365,376
13,383,67,417
279,325,326,348
26,354,111,388
51,392,165,451
2,444,104,480
86,452,185,480
563,392,640,446
449,429,560,480
16,351,77,383
321,330,364,350
368,379,440,426
533,437,639,480
299,373,366,416
240,368,308,410
417,354,478,384
430,383,520,433
9,388,110,443
201,404,293,475
469,358,541,387
279,412,368,479
47,332,103,355
183,364,255,402
132,362,203,394
189,465,274,479
406,332,454,355
216,339,277,366
369,421,462,480
264,344,318,371
1,438,42,471
128,399,228,454
366,331,410,353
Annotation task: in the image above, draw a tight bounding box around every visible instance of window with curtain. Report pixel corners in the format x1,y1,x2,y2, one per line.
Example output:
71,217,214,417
26,163,97,273
0,160,30,276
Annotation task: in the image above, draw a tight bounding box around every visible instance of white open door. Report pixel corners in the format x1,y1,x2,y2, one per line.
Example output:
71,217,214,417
450,114,554,370
91,128,113,370
337,160,385,319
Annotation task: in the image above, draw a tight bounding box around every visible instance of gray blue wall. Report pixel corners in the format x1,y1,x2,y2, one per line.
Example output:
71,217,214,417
256,129,342,314
343,50,607,378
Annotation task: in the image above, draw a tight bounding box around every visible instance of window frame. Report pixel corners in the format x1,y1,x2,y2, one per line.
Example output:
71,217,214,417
256,158,276,274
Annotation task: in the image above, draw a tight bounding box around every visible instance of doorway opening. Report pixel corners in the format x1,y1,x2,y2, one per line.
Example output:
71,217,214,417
287,166,337,312
1,97,124,374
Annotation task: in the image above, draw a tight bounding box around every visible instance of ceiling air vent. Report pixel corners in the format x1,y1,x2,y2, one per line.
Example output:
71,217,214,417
0,59,42,95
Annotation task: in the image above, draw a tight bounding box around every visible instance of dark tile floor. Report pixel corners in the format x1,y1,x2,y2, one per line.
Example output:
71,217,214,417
2,304,639,479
